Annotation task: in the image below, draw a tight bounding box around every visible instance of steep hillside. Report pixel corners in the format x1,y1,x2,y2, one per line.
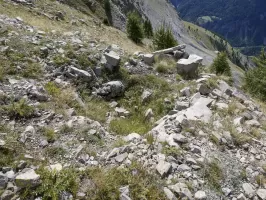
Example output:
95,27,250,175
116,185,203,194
170,0,266,55
1,1,266,200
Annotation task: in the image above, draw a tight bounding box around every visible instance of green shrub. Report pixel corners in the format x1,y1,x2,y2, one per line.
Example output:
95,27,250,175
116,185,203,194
244,48,266,101
154,57,176,74
0,147,15,168
85,163,167,200
45,82,61,97
104,0,112,25
53,55,70,67
126,11,143,43
210,52,231,76
45,146,66,158
59,124,74,134
143,18,153,38
145,133,155,146
35,167,78,200
153,22,177,50
22,63,42,79
42,128,56,143
162,146,182,158
109,116,151,136
3,99,34,119
203,160,224,191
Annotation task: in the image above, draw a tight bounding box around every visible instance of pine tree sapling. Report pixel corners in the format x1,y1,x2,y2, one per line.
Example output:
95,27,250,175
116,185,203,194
153,22,178,50
244,48,266,101
126,11,143,43
104,0,112,25
210,52,231,76
143,18,153,38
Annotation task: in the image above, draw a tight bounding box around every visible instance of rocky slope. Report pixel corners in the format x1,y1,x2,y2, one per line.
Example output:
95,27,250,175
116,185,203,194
0,0,266,200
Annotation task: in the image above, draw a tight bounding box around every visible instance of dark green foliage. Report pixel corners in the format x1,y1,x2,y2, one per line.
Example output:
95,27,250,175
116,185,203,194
126,11,143,43
143,18,153,38
104,0,112,25
244,48,266,101
210,52,231,76
153,23,178,50
0,147,15,168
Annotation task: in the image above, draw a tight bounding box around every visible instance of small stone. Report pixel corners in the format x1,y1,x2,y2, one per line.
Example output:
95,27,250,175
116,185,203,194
0,139,5,146
15,169,40,188
141,90,152,103
195,190,207,200
109,101,118,108
115,107,130,117
1,190,15,200
197,84,210,95
177,164,191,172
257,189,266,200
169,183,193,199
0,172,7,189
233,117,245,126
156,160,172,177
245,120,261,128
145,108,154,121
49,164,63,172
242,183,255,198
124,133,141,142
237,193,247,200
115,153,128,163
107,148,120,160
164,187,177,200
173,134,188,143
190,145,201,154
222,188,232,196
180,87,191,97
5,170,15,180
19,125,35,143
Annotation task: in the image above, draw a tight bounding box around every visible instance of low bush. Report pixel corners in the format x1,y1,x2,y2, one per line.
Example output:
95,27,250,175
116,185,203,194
203,160,224,191
2,99,35,119
154,57,176,74
153,22,178,50
85,163,167,199
126,11,143,43
210,52,231,76
244,49,266,101
35,167,78,200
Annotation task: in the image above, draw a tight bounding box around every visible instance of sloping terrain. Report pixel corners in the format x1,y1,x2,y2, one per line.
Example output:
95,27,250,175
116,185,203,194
0,1,266,200
111,0,218,66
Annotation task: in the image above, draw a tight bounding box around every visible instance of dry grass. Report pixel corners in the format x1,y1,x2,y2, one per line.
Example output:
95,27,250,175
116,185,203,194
0,0,148,54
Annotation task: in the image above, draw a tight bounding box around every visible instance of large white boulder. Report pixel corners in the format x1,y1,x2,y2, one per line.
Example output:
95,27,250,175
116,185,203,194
176,54,203,78
104,51,121,71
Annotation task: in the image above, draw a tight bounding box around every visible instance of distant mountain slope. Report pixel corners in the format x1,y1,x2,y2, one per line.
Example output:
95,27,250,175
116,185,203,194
170,0,266,55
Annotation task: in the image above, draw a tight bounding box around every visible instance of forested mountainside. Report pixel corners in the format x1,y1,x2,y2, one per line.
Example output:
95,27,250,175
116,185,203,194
170,0,266,55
